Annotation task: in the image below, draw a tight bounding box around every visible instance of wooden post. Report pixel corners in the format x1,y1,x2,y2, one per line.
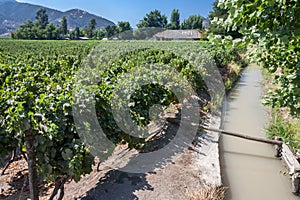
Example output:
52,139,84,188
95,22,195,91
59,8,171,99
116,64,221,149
274,137,283,158
25,128,39,200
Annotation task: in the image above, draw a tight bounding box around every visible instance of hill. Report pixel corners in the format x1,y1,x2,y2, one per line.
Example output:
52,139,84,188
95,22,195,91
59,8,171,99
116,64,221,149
0,0,115,36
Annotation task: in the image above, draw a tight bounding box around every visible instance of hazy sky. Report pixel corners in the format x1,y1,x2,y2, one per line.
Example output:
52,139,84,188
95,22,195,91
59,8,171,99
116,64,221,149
16,0,215,27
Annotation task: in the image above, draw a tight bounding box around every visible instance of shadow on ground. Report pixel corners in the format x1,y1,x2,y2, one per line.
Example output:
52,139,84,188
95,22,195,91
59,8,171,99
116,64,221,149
82,170,153,200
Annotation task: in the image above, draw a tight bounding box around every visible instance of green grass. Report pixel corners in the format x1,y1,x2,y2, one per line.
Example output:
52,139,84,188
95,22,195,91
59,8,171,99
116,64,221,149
267,110,300,153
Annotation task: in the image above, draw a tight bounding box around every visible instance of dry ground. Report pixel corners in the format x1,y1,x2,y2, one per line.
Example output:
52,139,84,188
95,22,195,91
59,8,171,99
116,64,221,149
0,112,223,200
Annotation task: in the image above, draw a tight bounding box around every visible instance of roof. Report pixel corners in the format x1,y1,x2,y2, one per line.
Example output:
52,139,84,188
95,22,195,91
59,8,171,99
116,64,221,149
154,30,201,40
76,37,89,40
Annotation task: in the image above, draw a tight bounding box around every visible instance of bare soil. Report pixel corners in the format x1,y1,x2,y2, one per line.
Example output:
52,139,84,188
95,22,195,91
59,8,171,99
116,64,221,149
0,111,222,200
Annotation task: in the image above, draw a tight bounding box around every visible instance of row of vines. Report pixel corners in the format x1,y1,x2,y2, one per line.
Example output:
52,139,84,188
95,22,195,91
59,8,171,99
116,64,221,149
0,39,245,199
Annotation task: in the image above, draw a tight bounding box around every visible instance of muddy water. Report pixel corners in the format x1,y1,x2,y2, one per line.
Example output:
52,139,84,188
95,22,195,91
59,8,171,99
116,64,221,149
220,64,299,200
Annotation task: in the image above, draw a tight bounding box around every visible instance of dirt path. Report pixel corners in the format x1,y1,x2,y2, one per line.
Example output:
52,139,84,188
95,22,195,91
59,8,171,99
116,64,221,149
59,112,222,200
0,112,222,200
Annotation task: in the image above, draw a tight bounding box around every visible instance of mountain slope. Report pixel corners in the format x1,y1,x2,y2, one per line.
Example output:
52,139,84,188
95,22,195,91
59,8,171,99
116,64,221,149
0,0,115,36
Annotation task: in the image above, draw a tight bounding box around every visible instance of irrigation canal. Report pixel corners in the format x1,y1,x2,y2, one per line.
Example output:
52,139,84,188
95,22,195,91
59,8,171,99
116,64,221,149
220,64,299,200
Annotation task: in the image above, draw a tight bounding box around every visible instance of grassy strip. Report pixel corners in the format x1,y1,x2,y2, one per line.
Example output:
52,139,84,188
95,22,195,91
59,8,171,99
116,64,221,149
262,68,300,153
266,110,300,153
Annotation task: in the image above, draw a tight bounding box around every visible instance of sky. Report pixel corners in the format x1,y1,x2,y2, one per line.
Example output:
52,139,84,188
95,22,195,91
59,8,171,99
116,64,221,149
16,0,215,27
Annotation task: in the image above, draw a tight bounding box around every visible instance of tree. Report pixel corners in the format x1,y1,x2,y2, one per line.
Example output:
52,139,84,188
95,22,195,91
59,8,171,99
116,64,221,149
86,18,97,38
208,0,242,38
105,25,118,38
61,16,68,35
46,23,59,39
75,27,80,38
118,21,131,33
217,0,300,116
181,15,203,30
11,20,34,39
94,28,106,39
35,8,49,29
167,9,180,30
11,9,60,40
137,9,168,28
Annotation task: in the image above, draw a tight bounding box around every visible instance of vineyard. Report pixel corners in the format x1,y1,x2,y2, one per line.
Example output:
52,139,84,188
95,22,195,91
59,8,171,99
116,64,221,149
0,39,245,199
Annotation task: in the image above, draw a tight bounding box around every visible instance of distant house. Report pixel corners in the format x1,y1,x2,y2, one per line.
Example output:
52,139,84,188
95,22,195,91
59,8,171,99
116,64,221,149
154,30,201,40
102,37,119,41
76,37,89,40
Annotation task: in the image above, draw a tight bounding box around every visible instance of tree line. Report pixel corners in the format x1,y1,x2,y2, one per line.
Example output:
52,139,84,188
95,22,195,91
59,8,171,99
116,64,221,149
11,8,100,40
12,8,206,40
